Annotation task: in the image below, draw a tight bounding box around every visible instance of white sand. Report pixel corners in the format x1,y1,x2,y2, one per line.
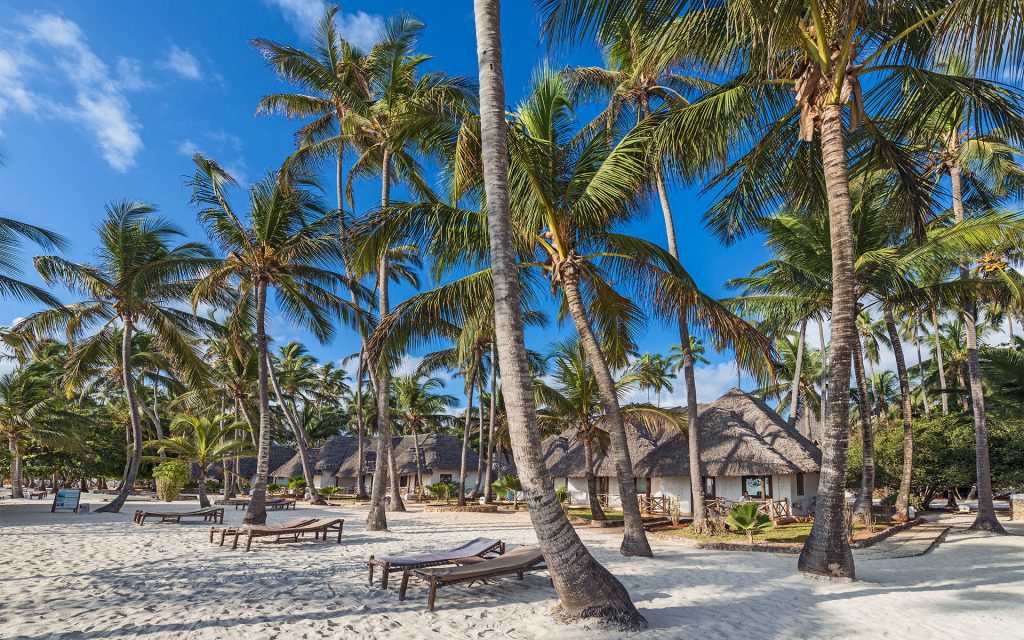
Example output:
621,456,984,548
1,496,1021,639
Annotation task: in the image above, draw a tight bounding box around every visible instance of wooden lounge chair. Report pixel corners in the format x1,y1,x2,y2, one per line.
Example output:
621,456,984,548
229,497,296,510
134,506,224,525
233,518,344,552
399,545,546,611
208,517,316,545
367,537,505,589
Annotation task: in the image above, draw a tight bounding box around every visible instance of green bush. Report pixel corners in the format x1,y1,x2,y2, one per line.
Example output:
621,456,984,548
205,479,223,494
288,476,307,491
267,483,284,495
726,501,774,544
426,481,458,502
492,475,522,509
320,485,338,499
555,486,569,504
153,460,191,502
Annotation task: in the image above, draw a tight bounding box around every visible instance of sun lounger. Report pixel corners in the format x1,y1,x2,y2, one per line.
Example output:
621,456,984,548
208,517,316,545
134,506,224,525
233,518,344,551
399,545,546,611
227,497,296,510
367,537,505,589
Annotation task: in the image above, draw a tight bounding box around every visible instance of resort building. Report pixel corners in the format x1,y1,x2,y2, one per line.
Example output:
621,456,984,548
541,389,822,517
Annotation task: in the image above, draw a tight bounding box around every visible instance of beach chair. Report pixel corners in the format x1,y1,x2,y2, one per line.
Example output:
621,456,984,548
233,518,344,552
398,545,546,611
134,506,224,525
367,537,505,589
208,517,316,545
229,497,296,510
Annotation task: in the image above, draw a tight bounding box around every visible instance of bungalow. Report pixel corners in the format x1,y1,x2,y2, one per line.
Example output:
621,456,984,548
198,445,296,487
297,433,482,493
541,389,821,517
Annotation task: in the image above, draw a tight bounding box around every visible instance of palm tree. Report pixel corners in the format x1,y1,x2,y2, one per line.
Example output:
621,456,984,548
537,339,685,520
146,415,252,507
634,353,673,406
0,217,67,306
472,0,645,625
392,371,455,492
267,342,324,504
19,202,214,513
190,157,356,525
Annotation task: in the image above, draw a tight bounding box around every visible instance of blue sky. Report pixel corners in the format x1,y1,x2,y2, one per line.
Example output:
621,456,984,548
0,0,777,406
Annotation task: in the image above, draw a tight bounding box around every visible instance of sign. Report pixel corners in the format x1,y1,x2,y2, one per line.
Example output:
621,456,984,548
51,489,82,513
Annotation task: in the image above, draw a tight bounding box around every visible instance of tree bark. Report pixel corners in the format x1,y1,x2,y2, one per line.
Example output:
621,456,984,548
914,324,930,415
473,0,645,625
410,422,424,495
242,282,272,525
797,104,855,580
818,317,829,424
561,275,652,557
790,319,808,429
474,371,487,495
355,348,367,498
852,336,875,526
387,440,404,511
582,432,607,520
458,371,475,506
9,434,23,499
950,164,1006,533
197,465,210,508
483,342,497,502
932,308,949,415
96,319,144,514
267,354,324,504
883,301,915,523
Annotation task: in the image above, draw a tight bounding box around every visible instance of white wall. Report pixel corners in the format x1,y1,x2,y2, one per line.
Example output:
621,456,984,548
652,475,692,514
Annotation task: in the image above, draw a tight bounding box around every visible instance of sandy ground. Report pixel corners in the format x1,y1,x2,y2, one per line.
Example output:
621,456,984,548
1,496,1021,639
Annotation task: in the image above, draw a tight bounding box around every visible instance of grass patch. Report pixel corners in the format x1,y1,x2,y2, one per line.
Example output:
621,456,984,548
566,508,624,522
660,517,890,544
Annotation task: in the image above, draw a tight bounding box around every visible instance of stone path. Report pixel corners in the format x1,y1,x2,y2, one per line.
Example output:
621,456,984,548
854,513,973,560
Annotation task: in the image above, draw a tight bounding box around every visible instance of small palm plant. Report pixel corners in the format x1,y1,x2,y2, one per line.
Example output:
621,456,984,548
492,475,522,510
726,502,774,544
320,485,339,500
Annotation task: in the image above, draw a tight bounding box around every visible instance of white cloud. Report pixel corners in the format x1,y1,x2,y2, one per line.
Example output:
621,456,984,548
176,138,199,156
266,0,383,51
0,13,143,172
163,45,201,80
626,360,742,407
116,57,147,90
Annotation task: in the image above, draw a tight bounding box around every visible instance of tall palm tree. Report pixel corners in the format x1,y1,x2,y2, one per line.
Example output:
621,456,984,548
19,202,214,513
472,0,646,625
392,371,456,491
267,342,324,503
190,157,357,525
0,217,67,306
634,353,674,406
537,339,685,519
146,415,252,507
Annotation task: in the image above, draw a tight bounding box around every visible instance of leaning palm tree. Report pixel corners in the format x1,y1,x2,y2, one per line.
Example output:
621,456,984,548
146,415,252,507
189,156,359,525
18,202,215,513
465,0,645,625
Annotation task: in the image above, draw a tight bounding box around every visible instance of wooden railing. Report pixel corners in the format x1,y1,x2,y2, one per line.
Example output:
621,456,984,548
705,497,791,520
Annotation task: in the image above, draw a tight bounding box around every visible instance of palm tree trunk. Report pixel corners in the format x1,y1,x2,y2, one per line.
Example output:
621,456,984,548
474,372,486,495
914,325,930,415
852,335,875,526
790,319,808,430
950,163,1006,533
355,348,367,497
367,149,401,528
483,342,497,502
235,397,258,448
458,372,475,507
582,432,607,521
561,275,652,557
97,319,144,514
883,302,914,523
267,355,323,504
197,465,210,508
818,317,829,424
242,282,272,525
151,378,165,459
410,422,424,493
387,440,404,511
797,103,855,580
473,0,645,625
9,434,23,499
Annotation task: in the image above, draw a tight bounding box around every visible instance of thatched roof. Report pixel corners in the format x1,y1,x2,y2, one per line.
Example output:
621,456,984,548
201,445,296,481
542,389,821,478
270,449,318,480
314,433,480,477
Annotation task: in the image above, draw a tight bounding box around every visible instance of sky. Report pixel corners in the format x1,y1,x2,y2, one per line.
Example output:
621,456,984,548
0,0,823,409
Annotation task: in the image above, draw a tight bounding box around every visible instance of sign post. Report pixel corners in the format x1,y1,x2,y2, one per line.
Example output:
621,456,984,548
51,488,82,513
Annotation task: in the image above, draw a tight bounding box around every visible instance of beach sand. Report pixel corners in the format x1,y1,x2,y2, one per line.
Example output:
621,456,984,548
1,496,1021,639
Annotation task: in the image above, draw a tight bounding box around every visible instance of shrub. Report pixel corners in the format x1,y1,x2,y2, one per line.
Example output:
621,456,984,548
288,476,307,492
153,460,191,502
726,502,774,544
555,486,569,504
426,481,458,503
492,475,522,509
320,485,338,499
267,483,284,495
205,479,223,494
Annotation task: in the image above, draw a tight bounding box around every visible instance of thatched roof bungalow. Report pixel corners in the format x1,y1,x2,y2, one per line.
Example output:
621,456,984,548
542,389,822,516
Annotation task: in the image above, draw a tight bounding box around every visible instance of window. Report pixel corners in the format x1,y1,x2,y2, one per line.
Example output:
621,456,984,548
742,475,773,500
363,452,376,472
703,476,716,499
439,473,453,483
796,473,805,496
